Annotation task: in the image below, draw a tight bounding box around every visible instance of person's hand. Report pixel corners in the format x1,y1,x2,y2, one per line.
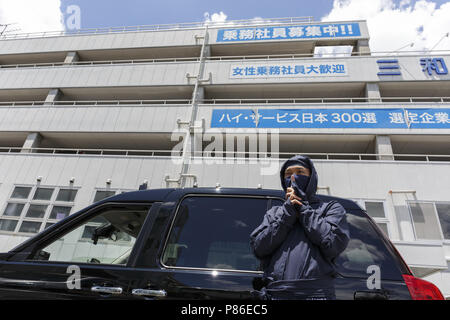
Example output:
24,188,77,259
286,187,303,207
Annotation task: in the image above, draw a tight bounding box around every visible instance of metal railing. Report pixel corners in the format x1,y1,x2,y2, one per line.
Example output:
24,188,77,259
2,49,450,70
199,97,450,105
0,57,201,69
1,147,450,163
0,97,449,108
0,16,314,40
0,147,176,157
206,49,450,60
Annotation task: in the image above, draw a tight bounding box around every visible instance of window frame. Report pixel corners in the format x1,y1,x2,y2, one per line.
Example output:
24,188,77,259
91,188,134,204
434,201,450,241
0,184,80,236
160,193,280,275
352,198,391,237
406,200,445,241
25,202,155,268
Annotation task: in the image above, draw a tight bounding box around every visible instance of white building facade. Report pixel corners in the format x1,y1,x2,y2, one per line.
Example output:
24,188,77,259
0,17,449,297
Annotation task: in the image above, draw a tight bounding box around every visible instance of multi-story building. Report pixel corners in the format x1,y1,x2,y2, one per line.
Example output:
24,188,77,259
0,17,448,297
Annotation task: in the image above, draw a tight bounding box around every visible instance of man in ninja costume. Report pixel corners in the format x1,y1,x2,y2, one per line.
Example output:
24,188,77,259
250,155,350,300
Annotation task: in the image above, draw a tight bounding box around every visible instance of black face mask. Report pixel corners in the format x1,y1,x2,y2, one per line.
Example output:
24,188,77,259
285,174,309,197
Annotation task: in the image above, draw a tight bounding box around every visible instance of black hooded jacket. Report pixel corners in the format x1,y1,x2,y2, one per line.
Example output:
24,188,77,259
250,155,350,281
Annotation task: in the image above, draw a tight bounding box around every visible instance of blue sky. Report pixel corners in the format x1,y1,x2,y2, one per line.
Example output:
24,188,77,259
1,0,449,52
59,0,450,28
59,0,334,28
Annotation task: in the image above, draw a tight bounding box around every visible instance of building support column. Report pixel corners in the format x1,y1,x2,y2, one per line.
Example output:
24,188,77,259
366,82,381,102
375,135,394,160
353,39,371,56
21,132,42,153
44,88,61,105
63,51,79,64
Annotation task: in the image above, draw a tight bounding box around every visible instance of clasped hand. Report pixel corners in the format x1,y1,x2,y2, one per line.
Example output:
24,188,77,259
285,187,303,207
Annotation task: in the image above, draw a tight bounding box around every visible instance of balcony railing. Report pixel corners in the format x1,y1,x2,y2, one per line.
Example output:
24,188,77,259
0,97,450,108
1,50,450,69
1,147,450,163
0,16,314,40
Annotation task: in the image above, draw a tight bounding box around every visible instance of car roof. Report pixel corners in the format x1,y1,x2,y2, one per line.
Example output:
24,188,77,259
105,187,363,210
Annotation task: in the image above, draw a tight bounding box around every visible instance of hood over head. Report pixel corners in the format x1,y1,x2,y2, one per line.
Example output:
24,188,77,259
280,155,318,201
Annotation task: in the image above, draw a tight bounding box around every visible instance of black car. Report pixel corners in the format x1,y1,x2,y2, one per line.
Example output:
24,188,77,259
0,187,444,300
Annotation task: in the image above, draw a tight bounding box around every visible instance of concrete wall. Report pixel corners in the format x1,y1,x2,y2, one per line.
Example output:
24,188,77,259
0,55,448,91
0,104,190,133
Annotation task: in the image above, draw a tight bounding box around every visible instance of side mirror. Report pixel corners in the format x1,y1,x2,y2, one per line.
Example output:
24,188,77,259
36,250,50,261
91,223,116,245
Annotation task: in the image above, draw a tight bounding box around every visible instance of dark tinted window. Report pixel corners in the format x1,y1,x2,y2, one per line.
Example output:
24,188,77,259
435,203,450,239
162,196,269,271
11,186,32,199
271,199,402,280
94,190,116,203
336,209,403,280
56,189,78,202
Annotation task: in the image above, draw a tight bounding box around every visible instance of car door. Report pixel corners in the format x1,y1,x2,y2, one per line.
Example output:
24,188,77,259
127,194,277,300
266,198,412,300
0,202,157,299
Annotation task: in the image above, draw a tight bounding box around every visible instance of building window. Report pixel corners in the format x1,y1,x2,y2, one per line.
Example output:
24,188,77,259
353,199,390,237
93,190,117,203
407,202,443,240
0,185,79,235
92,189,133,204
30,204,151,265
435,203,450,240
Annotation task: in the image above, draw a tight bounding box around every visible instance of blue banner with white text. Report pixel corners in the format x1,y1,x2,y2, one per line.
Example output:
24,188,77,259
216,23,361,42
210,108,450,129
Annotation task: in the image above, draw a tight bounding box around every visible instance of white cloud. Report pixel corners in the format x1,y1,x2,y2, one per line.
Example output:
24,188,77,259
203,11,233,27
322,0,450,53
0,0,64,35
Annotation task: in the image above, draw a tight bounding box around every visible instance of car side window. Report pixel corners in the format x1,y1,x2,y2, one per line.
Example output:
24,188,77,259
270,199,402,280
30,204,151,265
162,196,270,272
335,210,403,280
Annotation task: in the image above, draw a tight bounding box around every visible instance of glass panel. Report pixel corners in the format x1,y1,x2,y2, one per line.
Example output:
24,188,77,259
3,203,25,217
162,196,269,271
19,221,42,233
44,223,55,230
376,222,389,237
94,190,116,203
264,199,403,280
335,210,403,280
409,202,443,240
49,206,72,220
56,189,78,202
0,219,18,231
435,203,450,239
25,205,48,218
34,205,150,265
33,188,54,201
365,201,385,218
11,186,32,199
